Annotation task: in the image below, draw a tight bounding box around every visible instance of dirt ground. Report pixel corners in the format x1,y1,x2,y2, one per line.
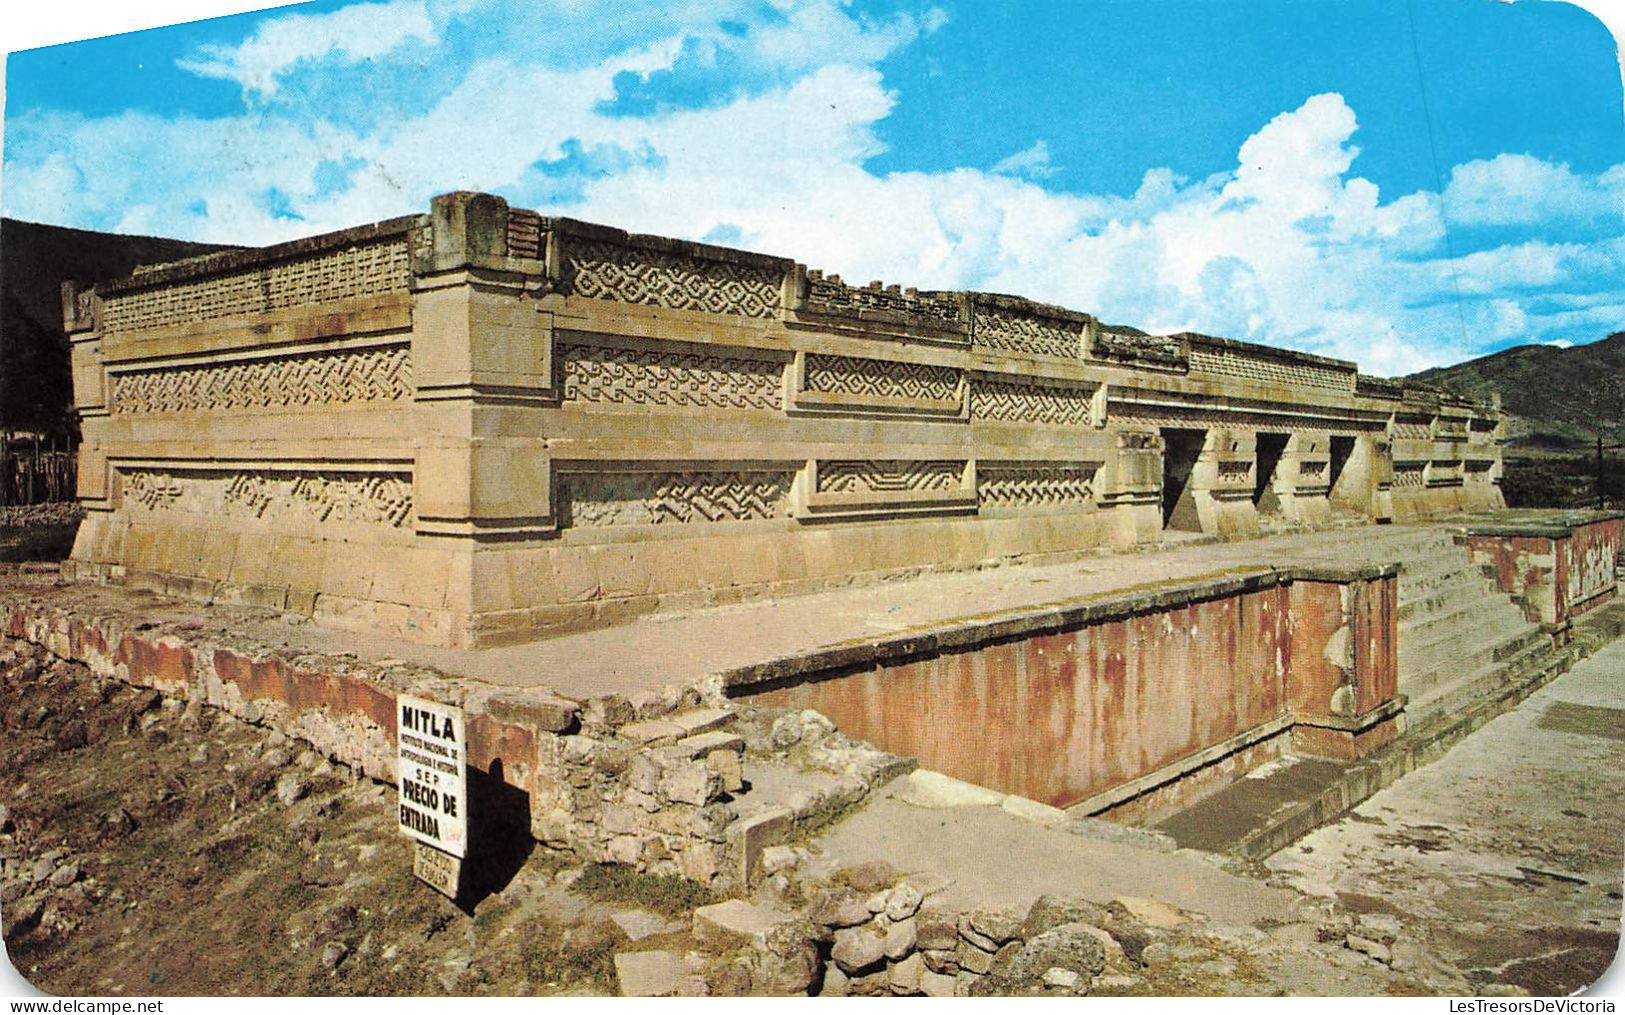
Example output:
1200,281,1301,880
3,632,1622,997
0,637,713,996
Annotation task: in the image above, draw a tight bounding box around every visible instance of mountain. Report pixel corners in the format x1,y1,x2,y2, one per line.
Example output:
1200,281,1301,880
1407,332,1625,449
1,218,237,435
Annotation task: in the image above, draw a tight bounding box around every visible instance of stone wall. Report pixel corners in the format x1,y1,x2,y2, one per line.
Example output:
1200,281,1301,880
0,594,907,890
62,191,1504,648
731,565,1403,823
1464,511,1623,635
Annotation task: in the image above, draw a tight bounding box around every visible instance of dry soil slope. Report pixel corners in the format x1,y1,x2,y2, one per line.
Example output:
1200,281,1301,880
1406,332,1625,449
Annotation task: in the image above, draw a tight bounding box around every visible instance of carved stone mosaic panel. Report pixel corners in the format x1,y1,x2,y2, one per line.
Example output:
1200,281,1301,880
566,240,781,318
1391,417,1433,440
103,239,412,333
559,343,783,411
557,470,794,527
803,354,961,404
110,345,411,414
977,464,1097,508
971,377,1096,426
973,308,1084,359
1216,460,1253,481
1391,464,1426,488
121,468,413,528
816,460,965,494
1188,347,1352,391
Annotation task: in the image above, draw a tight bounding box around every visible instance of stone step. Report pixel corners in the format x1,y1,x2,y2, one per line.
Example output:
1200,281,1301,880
1398,575,1511,620
1399,624,1546,699
1398,591,1529,644
1404,636,1556,729
1398,566,1492,604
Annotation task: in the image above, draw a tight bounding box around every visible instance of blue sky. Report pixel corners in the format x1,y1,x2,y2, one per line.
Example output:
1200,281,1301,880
3,0,1623,374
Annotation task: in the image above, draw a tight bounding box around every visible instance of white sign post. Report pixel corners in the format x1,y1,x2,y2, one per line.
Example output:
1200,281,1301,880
396,694,468,897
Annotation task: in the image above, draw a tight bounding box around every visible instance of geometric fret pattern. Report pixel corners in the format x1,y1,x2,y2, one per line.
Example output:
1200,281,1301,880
973,307,1084,359
804,354,962,404
558,470,794,527
560,343,783,411
110,345,411,414
103,239,411,333
1188,346,1352,391
977,464,1096,509
817,460,965,494
121,468,413,528
566,240,781,319
971,377,1096,426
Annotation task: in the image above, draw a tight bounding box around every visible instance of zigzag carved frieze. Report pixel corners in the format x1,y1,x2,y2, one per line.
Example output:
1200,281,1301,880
559,343,783,411
558,469,794,528
973,308,1085,359
109,345,411,414
971,377,1097,426
566,240,781,319
803,354,962,404
977,464,1097,508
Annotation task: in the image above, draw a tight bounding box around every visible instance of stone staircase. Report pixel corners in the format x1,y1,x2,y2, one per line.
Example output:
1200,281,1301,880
1382,529,1548,729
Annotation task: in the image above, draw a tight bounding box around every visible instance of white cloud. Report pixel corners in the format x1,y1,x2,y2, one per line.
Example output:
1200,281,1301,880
1442,153,1625,227
176,0,437,98
7,1,1623,377
991,141,1057,180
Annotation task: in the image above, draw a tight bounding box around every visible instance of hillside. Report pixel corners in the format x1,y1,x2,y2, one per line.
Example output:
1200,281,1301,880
1408,332,1625,448
0,219,236,435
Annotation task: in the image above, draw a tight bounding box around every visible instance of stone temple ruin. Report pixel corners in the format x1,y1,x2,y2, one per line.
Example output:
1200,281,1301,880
6,190,1621,994
61,191,1509,647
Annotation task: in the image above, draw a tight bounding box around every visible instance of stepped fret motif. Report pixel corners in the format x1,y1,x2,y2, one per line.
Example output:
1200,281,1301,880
803,355,961,403
971,377,1096,426
1298,460,1328,477
110,345,411,414
559,470,793,527
1189,347,1352,391
103,239,411,333
566,240,781,318
974,308,1084,359
1217,460,1252,481
978,465,1096,508
560,343,783,410
121,469,413,528
1391,465,1425,488
817,461,965,494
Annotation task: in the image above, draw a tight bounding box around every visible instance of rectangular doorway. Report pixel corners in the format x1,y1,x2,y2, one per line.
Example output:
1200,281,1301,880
1161,428,1205,531
1254,432,1288,513
1328,436,1356,500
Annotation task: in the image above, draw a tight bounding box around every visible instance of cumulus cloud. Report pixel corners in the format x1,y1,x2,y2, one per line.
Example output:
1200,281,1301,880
1442,153,1625,227
5,0,1622,375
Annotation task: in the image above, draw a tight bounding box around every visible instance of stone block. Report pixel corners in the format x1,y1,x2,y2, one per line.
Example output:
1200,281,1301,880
658,763,721,806
484,691,579,733
728,806,792,886
888,952,924,994
619,719,686,744
671,707,735,736
614,950,686,997
831,924,887,973
1111,896,1189,929
691,899,789,950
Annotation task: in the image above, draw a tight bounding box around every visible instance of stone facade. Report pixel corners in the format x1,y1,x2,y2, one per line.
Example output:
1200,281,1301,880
62,192,1505,648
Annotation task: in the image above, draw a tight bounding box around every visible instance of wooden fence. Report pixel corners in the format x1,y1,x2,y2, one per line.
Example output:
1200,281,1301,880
0,433,77,506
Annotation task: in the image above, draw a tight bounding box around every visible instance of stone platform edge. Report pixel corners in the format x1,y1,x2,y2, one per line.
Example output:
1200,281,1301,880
0,582,915,888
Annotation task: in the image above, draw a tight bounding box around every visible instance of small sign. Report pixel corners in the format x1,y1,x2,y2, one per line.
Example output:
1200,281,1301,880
396,693,468,859
413,841,462,899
